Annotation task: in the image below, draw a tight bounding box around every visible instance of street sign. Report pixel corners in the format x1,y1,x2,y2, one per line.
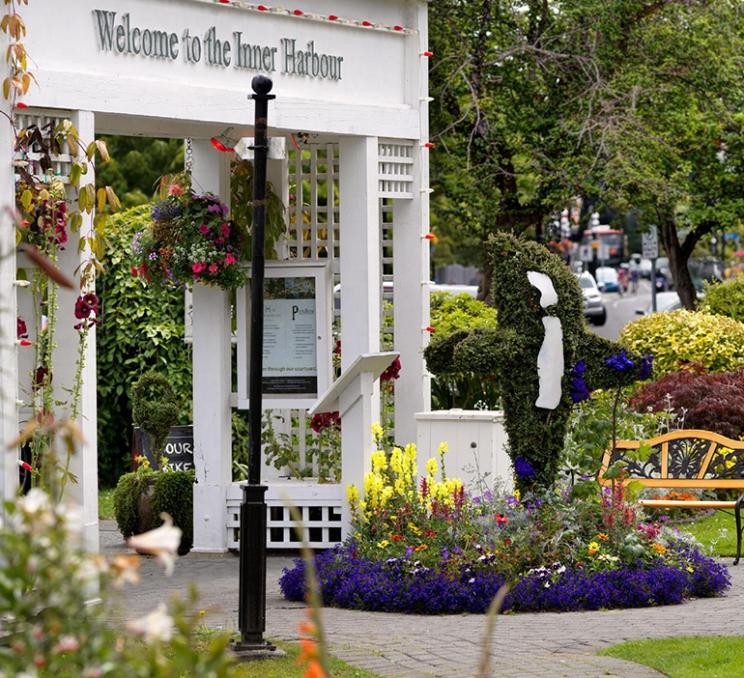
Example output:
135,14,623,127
642,226,659,260
579,245,593,262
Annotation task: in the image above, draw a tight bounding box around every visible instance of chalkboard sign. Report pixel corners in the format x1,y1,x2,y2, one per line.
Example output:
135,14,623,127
131,425,194,471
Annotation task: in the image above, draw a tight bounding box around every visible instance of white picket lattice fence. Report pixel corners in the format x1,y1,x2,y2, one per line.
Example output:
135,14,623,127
378,139,414,199
226,482,343,549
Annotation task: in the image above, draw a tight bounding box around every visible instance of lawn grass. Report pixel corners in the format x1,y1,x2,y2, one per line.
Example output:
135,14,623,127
600,636,744,678
229,641,381,678
99,487,116,520
678,510,738,558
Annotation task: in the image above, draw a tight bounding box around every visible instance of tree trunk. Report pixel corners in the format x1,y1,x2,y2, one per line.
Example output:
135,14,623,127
658,217,696,309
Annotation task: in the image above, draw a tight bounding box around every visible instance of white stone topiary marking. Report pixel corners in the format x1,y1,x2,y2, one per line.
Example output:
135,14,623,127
527,271,564,410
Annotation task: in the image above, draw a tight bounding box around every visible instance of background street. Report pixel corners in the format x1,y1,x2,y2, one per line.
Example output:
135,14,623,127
591,279,654,341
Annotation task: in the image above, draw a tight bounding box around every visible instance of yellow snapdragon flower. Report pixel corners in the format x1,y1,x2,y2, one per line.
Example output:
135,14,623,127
371,422,384,444
371,450,388,473
437,441,449,456
426,458,438,477
346,485,359,507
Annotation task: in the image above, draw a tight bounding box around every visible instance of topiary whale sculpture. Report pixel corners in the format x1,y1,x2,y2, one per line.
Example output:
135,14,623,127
425,233,651,492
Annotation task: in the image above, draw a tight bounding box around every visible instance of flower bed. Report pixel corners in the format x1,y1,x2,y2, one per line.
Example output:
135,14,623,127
280,541,728,614
280,437,730,615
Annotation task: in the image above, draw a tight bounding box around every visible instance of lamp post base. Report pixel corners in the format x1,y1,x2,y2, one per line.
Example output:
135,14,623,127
230,639,286,662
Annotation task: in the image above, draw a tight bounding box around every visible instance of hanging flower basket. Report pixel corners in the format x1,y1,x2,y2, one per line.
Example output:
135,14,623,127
131,186,247,290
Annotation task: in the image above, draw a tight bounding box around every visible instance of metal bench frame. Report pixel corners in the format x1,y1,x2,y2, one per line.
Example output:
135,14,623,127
599,429,744,565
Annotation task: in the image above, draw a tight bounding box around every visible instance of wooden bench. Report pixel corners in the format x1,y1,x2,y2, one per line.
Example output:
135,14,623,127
599,429,744,565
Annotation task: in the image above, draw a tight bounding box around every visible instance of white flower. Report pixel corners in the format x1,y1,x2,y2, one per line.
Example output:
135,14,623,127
18,488,50,515
125,603,174,643
127,514,181,575
53,635,80,653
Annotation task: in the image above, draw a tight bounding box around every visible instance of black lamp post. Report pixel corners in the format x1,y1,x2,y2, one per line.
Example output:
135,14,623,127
233,74,277,657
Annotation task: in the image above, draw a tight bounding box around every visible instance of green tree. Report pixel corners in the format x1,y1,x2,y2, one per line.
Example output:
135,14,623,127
95,136,184,206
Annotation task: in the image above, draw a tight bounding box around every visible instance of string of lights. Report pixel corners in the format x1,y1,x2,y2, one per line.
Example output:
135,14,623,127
209,0,419,35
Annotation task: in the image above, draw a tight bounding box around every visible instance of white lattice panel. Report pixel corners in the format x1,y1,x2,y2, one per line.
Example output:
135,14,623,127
226,482,343,549
14,109,75,183
378,140,414,199
288,143,340,266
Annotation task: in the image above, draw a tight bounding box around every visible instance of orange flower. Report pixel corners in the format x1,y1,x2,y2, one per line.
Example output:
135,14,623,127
391,534,403,542
297,638,318,665
298,620,317,636
597,533,609,541
304,659,326,678
415,543,429,552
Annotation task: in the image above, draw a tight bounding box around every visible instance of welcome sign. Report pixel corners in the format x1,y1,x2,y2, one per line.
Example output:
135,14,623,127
93,9,345,80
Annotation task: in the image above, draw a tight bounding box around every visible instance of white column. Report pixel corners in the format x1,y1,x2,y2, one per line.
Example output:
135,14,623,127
338,136,380,514
394,3,431,443
339,372,374,539
191,140,232,553
0,92,17,508
52,110,99,552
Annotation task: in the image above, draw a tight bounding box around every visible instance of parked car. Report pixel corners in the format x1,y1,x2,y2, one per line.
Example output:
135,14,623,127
635,291,701,316
577,272,606,325
595,266,620,293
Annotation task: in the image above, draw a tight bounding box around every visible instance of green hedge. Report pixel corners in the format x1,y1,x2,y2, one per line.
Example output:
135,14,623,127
97,205,193,486
700,277,744,323
620,309,744,376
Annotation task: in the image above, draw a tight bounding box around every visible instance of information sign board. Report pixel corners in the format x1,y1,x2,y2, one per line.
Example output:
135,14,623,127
642,226,659,260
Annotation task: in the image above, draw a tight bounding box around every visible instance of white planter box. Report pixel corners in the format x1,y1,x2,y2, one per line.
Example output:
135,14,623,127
415,410,513,494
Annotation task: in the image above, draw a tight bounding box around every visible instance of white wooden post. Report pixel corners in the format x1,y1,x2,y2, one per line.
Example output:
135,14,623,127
338,136,380,504
191,139,232,553
339,136,381,389
394,2,431,445
0,91,17,509
51,110,99,553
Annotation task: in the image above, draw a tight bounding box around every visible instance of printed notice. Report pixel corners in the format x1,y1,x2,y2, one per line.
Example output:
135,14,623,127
262,277,318,395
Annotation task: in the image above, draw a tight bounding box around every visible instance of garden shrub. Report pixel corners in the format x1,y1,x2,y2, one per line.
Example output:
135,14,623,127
131,370,180,458
561,390,665,483
97,205,192,486
620,309,744,376
113,467,195,553
426,233,651,491
700,277,744,322
429,292,497,335
629,369,744,439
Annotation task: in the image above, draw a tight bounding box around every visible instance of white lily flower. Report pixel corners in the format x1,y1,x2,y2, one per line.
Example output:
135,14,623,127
125,603,174,643
127,513,181,575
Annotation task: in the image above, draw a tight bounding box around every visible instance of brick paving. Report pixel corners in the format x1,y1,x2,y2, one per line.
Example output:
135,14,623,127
102,520,744,677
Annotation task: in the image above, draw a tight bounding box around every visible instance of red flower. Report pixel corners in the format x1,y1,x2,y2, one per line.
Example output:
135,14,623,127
192,262,206,274
131,265,139,277
224,253,237,266
199,224,210,235
310,411,340,433
380,357,401,382
504,538,512,546
33,366,50,390
495,513,508,526
391,534,403,542
167,184,184,197
208,263,219,274
17,317,27,339
220,223,231,237
424,528,436,538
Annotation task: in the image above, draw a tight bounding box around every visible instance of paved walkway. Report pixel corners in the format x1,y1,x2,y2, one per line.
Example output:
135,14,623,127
102,521,744,677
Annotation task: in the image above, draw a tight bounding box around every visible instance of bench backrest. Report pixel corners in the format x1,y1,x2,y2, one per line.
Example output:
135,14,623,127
599,429,744,489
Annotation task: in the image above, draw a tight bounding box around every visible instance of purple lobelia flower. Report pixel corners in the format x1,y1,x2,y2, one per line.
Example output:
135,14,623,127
570,359,591,403
606,350,635,373
638,354,654,380
514,456,536,479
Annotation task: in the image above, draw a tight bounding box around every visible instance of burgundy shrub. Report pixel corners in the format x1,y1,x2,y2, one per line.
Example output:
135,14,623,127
629,369,744,440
